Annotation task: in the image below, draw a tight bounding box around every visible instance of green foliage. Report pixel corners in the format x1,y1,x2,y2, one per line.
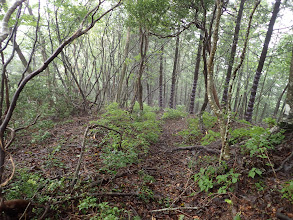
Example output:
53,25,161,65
92,103,161,173
177,117,201,143
243,127,284,158
138,185,154,202
262,117,277,128
193,162,240,194
229,127,251,144
281,180,293,204
161,108,187,120
201,130,221,145
230,125,285,158
202,112,218,129
78,199,124,219
248,167,262,178
124,0,170,31
4,169,46,200
78,197,98,214
31,130,51,144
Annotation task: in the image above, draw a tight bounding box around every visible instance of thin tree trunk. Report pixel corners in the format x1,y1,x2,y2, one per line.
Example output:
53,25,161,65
169,35,180,109
189,34,203,114
116,27,131,105
245,0,281,122
130,28,148,112
159,45,164,109
280,47,293,127
273,84,288,118
221,0,246,107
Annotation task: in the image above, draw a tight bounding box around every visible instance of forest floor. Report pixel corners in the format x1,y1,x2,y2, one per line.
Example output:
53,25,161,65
8,114,293,220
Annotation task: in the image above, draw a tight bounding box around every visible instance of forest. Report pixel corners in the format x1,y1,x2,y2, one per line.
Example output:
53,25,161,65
0,0,292,219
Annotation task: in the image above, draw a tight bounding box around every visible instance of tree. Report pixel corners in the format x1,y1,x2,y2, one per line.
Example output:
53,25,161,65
169,35,180,109
189,33,203,114
280,47,293,128
221,0,246,108
245,0,281,122
0,0,121,186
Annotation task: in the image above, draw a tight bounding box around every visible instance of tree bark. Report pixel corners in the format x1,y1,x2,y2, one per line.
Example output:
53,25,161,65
116,27,131,105
245,0,281,122
280,47,293,128
129,28,148,112
169,35,180,109
159,45,164,109
221,0,246,107
189,34,203,114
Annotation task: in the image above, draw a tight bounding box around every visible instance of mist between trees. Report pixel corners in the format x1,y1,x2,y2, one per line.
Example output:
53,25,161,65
0,0,292,218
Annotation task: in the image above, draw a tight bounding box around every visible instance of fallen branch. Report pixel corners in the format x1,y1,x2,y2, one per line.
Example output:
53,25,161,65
150,206,200,213
70,126,90,190
88,169,137,188
266,150,293,175
169,145,220,154
276,212,293,220
89,124,123,149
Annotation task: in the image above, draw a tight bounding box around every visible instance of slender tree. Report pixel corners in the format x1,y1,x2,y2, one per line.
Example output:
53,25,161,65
169,35,180,109
221,0,246,107
189,34,203,114
245,0,281,122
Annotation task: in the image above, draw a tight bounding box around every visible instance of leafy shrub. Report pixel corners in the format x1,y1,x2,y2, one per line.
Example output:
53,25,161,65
202,111,217,128
229,127,251,144
161,108,187,120
243,127,284,158
193,162,240,194
78,199,124,219
262,117,277,128
201,130,221,145
91,103,161,173
281,180,293,204
4,169,46,200
177,118,201,144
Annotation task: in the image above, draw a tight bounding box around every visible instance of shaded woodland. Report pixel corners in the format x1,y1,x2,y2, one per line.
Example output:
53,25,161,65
0,0,292,219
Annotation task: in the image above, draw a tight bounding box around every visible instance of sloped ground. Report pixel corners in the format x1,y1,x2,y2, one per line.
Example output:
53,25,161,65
7,116,293,219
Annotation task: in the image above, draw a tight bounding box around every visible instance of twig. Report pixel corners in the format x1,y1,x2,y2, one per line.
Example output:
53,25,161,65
150,206,200,213
267,150,293,175
89,124,123,149
169,145,220,154
70,126,90,189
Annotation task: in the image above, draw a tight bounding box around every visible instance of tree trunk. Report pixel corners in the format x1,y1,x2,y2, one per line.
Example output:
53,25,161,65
169,35,180,109
159,45,164,109
221,0,246,107
129,28,148,112
245,0,281,122
189,34,203,114
116,27,131,105
273,84,288,118
280,47,293,128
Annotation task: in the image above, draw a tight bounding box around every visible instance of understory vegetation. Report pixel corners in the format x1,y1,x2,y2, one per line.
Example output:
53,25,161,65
0,0,292,219
2,103,292,219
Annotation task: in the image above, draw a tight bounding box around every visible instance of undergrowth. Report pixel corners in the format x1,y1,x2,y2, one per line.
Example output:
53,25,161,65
90,102,161,173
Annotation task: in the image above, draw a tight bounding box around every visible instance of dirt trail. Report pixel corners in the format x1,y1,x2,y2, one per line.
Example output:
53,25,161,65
9,116,293,219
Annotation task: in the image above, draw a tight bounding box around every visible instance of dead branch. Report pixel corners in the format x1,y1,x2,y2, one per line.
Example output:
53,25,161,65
276,212,293,220
150,206,200,213
266,150,293,175
71,126,90,189
88,169,137,188
169,145,220,154
89,124,123,149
